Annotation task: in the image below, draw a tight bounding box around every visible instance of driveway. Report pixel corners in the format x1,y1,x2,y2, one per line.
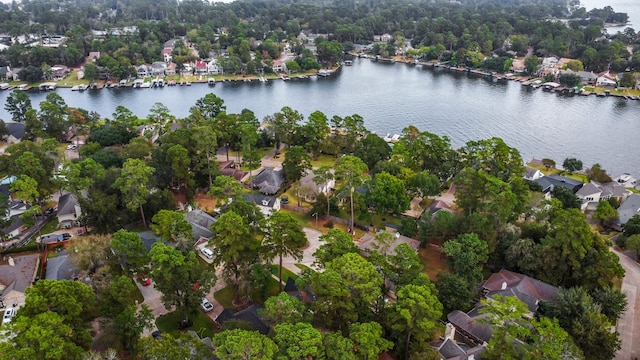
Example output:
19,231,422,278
136,278,171,337
281,227,323,274
613,248,640,360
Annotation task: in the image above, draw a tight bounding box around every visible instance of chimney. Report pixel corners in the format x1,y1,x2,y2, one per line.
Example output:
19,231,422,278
444,323,455,341
501,281,507,290
8,256,14,266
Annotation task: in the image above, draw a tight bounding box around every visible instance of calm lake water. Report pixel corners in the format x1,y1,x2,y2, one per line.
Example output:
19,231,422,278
581,0,639,32
1,58,639,176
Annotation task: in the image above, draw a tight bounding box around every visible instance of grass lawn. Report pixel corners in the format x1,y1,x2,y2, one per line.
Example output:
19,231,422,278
418,246,449,282
39,218,60,235
270,264,298,282
215,278,282,308
280,209,313,227
295,263,311,272
371,213,402,229
57,70,89,87
310,154,337,168
156,309,219,339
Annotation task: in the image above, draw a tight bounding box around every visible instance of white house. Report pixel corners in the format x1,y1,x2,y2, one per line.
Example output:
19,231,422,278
207,60,220,75
136,65,149,78
596,71,617,87
150,62,167,76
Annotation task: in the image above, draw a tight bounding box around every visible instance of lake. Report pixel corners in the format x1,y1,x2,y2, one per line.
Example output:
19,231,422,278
581,0,639,32
1,58,639,176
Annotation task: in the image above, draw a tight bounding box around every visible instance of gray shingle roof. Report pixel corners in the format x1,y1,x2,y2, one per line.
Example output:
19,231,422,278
618,194,640,225
183,209,216,240
252,168,284,195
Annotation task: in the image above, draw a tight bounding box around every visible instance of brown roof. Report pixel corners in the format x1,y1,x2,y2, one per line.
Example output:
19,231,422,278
482,269,559,312
0,253,39,297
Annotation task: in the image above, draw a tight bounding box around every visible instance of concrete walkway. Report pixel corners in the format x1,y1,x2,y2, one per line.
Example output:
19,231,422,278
613,248,640,360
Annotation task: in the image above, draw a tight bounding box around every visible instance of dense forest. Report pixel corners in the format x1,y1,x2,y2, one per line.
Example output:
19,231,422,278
0,0,637,76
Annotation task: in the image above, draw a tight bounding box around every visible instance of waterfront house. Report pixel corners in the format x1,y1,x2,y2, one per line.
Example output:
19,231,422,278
207,60,220,75
242,194,280,218
576,181,630,210
165,62,176,76
524,167,543,181
617,193,640,226
194,60,208,75
136,65,149,78
576,182,602,210
272,59,287,73
575,70,597,85
510,58,526,73
181,63,193,76
596,71,617,87
532,174,583,199
51,65,69,80
150,62,166,76
0,253,40,307
541,56,559,69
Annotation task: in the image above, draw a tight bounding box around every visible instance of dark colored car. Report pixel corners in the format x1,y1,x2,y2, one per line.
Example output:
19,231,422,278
44,208,55,215
61,233,72,240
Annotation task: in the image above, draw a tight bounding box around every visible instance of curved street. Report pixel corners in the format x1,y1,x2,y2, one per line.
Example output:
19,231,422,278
613,248,640,360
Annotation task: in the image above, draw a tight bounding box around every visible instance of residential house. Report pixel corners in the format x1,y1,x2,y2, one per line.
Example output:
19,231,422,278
4,122,26,144
165,62,177,76
481,269,559,313
51,65,69,80
532,174,583,199
150,62,167,76
162,48,173,63
242,194,280,218
181,63,193,76
1,215,25,240
0,183,29,220
523,166,543,181
358,230,420,256
576,181,630,211
215,303,270,334
272,59,287,73
432,323,486,359
207,60,220,75
541,56,559,69
57,193,82,229
252,168,285,195
0,66,12,81
555,57,573,69
298,170,335,202
194,60,208,75
617,193,640,226
596,71,617,87
136,65,149,78
447,269,559,347
87,51,100,62
575,70,597,85
183,208,217,240
219,161,247,182
373,33,393,42
423,199,456,218
0,253,40,306
576,182,601,210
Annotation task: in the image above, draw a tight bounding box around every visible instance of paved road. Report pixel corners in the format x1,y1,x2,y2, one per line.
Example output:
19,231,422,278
613,248,640,360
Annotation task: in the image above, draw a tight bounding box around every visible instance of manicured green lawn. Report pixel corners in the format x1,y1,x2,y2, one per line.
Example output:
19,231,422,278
39,218,60,235
214,287,235,309
156,310,219,339
310,154,337,168
270,264,298,283
295,263,311,272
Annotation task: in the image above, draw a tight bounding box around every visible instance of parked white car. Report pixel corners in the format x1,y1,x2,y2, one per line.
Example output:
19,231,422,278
201,298,214,312
2,308,15,325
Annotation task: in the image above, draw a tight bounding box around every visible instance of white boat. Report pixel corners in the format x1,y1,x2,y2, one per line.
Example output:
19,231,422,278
0,83,9,90
39,82,57,91
207,78,216,85
133,79,144,88
318,69,330,77
390,134,401,142
119,80,127,87
17,84,28,90
140,82,151,88
71,84,87,91
383,133,393,142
